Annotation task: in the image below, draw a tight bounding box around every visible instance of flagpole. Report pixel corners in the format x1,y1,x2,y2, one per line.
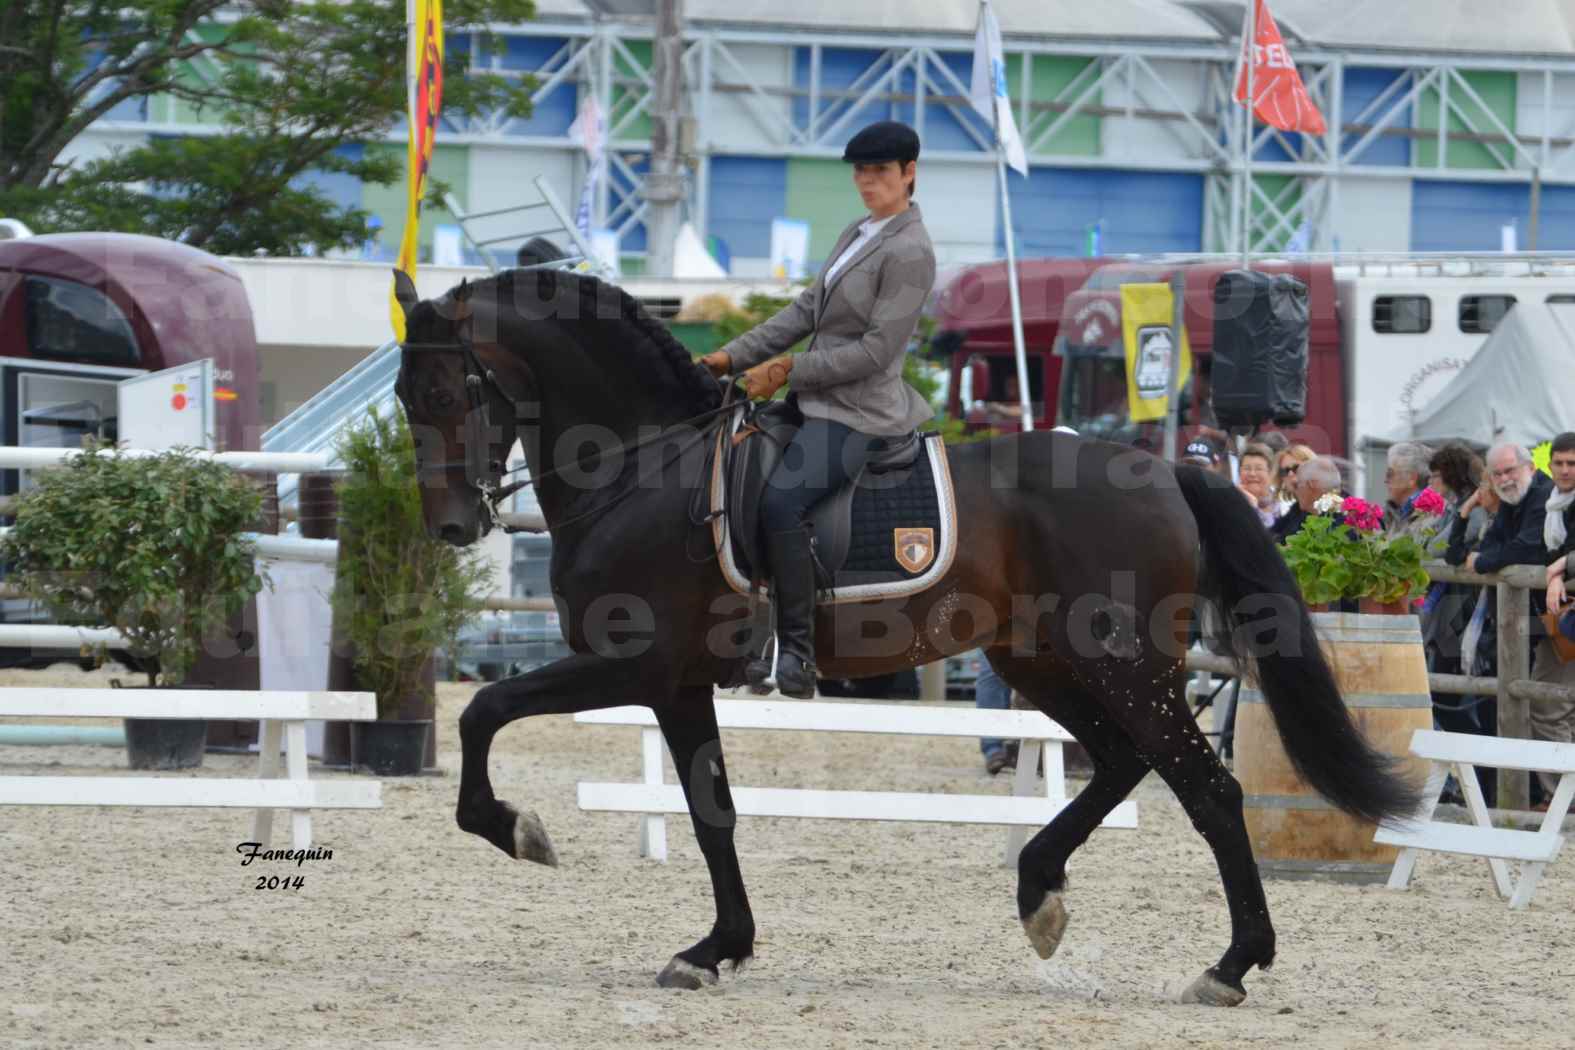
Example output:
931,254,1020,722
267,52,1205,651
979,0,1032,433
1240,0,1256,267
995,119,1034,433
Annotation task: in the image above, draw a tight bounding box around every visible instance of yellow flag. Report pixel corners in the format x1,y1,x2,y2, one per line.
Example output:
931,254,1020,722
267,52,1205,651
1120,282,1192,424
389,0,444,342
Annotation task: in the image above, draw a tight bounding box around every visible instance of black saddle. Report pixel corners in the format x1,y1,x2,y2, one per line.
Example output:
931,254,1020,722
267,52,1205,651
725,399,926,590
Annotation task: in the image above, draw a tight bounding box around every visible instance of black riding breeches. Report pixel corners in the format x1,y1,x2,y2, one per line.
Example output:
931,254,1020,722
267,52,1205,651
759,417,875,535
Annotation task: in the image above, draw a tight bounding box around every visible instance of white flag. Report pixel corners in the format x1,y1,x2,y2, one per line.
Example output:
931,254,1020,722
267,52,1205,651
970,1,1028,177
568,96,607,239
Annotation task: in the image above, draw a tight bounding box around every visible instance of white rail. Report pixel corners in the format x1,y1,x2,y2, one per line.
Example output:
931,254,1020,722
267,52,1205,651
0,447,334,473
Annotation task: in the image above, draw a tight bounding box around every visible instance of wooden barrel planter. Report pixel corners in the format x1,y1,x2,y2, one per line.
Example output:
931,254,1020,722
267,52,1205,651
1236,611,1431,884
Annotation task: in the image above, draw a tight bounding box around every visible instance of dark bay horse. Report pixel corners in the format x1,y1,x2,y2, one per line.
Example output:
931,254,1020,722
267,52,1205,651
391,268,1418,1004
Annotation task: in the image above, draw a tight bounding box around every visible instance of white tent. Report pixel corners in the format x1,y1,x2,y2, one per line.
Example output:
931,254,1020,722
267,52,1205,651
672,222,727,279
1402,300,1575,450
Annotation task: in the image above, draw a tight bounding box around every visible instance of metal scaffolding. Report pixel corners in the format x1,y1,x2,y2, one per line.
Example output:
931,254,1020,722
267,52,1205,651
100,16,1575,257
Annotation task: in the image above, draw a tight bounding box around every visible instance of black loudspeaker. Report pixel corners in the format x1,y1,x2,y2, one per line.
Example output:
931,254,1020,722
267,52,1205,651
1210,269,1310,429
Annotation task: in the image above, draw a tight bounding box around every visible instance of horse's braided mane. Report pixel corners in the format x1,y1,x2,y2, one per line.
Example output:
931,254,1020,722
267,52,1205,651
479,267,722,417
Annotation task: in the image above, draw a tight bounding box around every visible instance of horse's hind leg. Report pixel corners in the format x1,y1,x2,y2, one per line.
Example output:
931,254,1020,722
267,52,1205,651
1077,652,1276,1006
986,652,1150,962
651,687,756,989
1145,689,1275,1005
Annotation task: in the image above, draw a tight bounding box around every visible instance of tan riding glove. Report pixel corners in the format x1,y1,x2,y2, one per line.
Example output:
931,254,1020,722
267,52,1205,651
698,350,732,377
741,355,793,400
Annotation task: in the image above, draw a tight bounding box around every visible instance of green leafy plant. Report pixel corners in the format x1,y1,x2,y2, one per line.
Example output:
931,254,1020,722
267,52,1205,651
1,0,538,257
1280,494,1445,606
332,407,492,718
0,445,266,686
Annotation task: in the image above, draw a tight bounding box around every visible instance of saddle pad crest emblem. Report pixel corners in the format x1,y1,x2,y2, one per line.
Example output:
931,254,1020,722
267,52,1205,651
894,527,935,574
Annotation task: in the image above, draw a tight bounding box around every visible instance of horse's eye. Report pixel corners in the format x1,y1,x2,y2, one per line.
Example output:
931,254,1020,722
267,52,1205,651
428,389,458,411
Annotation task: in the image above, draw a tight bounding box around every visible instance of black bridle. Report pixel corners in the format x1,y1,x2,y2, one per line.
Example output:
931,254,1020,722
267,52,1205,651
398,330,742,535
398,332,531,533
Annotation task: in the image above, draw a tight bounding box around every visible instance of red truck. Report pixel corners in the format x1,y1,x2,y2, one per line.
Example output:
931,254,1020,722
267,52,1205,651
932,257,1344,456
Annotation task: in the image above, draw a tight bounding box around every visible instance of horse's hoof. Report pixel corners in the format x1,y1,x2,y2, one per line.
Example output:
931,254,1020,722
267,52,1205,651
656,957,717,990
1179,968,1247,1007
1021,892,1069,960
507,805,559,867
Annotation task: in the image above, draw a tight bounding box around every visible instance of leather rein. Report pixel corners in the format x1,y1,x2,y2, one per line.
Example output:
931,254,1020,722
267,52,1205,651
398,332,743,535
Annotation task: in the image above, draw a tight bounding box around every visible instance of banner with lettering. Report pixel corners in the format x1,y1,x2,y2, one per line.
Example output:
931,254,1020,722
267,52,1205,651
1234,0,1326,136
1121,283,1192,424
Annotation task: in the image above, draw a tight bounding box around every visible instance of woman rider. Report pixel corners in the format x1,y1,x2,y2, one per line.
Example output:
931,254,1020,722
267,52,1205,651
698,120,937,698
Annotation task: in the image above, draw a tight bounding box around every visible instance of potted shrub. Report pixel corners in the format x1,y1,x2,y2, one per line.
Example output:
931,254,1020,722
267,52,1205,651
1281,490,1448,613
1237,489,1448,882
0,445,266,769
332,407,491,776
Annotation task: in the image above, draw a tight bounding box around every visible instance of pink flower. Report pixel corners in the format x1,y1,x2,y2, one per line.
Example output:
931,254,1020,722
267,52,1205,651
1341,496,1384,533
1412,488,1447,517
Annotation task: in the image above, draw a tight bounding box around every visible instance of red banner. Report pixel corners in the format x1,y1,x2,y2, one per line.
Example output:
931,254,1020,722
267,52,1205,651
414,5,443,185
1234,0,1326,136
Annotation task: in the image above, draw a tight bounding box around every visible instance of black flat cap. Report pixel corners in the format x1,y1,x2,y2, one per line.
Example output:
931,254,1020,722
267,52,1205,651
842,120,920,164
1183,436,1226,466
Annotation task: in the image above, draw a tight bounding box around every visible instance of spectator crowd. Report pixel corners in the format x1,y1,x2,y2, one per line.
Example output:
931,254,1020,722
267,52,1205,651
1179,431,1575,810
972,429,1575,813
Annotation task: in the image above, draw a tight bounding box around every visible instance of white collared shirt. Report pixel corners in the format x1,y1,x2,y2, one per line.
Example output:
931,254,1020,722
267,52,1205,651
824,213,897,283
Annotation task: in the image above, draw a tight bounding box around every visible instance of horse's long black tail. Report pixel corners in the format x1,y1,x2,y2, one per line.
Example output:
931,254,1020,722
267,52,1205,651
1175,464,1421,824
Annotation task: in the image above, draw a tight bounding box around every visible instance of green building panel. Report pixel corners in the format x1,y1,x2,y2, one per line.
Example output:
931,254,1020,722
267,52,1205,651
152,25,238,126
1006,54,1101,157
362,143,471,260
611,40,653,141
1417,71,1518,170
785,157,865,264
1249,174,1303,251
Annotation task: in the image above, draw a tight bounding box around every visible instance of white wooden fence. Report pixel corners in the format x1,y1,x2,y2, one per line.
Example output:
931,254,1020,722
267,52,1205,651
1377,729,1575,908
0,688,382,848
576,692,1137,866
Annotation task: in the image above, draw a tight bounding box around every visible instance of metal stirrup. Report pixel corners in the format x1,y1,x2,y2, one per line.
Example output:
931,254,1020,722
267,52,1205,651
759,591,781,692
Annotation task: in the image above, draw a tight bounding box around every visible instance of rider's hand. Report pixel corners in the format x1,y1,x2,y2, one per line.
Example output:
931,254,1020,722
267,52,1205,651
698,350,732,378
742,355,792,400
1550,575,1569,612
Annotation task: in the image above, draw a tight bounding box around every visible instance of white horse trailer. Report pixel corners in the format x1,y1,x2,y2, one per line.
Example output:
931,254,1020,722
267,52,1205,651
1333,258,1575,498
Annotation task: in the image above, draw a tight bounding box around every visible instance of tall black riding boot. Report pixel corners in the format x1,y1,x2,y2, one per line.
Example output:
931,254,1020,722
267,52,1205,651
743,527,819,698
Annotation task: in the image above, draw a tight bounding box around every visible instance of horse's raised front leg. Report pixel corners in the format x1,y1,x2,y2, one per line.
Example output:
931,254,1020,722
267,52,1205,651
652,687,756,989
455,651,665,864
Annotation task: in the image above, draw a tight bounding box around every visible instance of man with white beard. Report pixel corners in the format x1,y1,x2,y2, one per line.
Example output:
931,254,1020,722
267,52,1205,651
1467,442,1564,808
1467,444,1552,578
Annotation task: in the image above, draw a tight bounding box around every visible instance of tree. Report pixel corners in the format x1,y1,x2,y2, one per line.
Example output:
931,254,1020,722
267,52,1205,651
0,0,537,256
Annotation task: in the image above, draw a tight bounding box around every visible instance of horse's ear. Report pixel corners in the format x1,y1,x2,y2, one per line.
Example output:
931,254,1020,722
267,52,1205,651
392,269,419,325
441,277,475,324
